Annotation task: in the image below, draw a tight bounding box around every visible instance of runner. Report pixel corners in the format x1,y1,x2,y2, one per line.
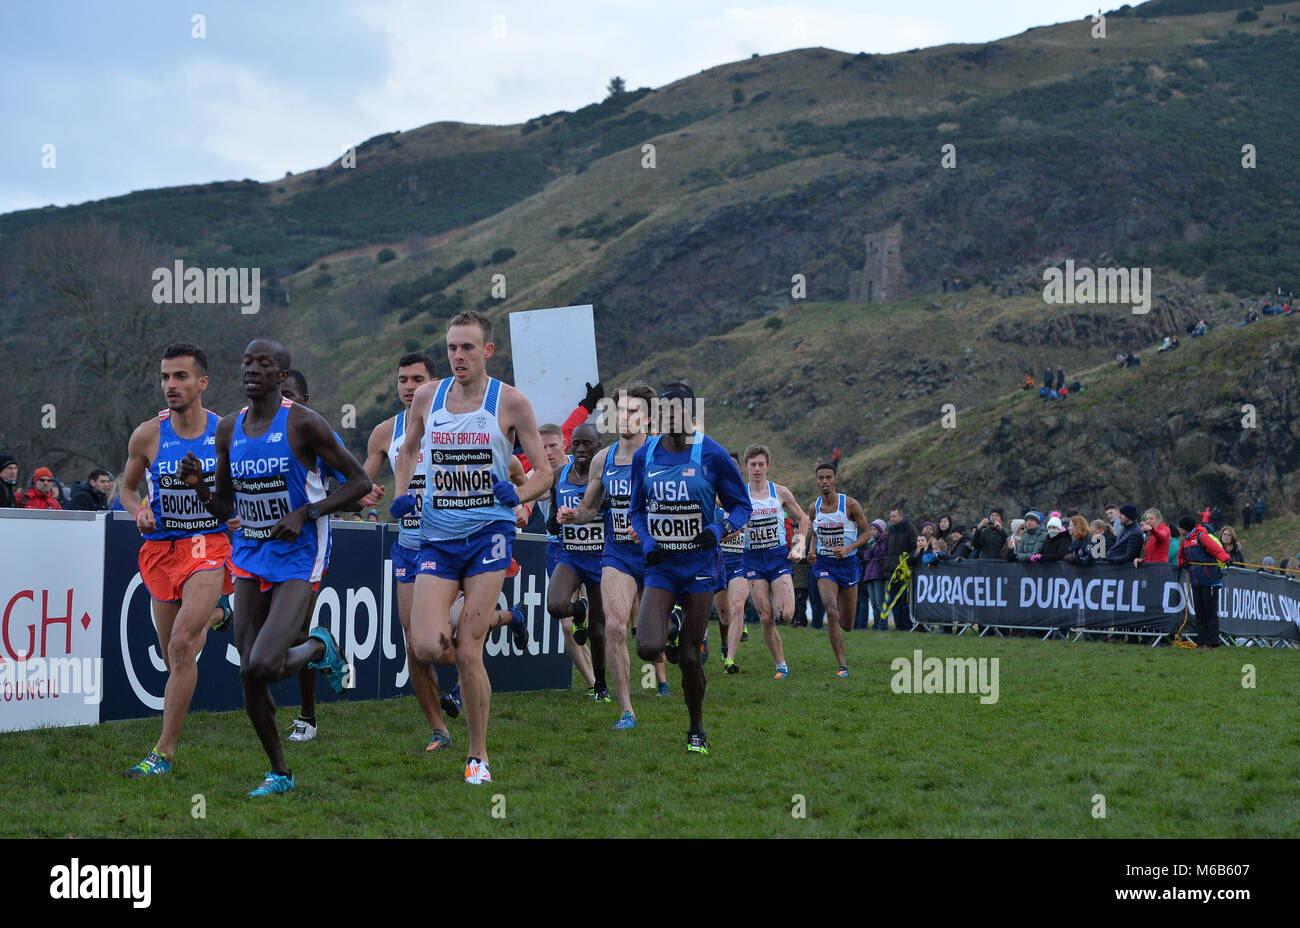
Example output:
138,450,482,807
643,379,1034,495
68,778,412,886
537,423,598,696
277,369,366,744
187,337,373,796
714,471,749,673
119,343,234,777
558,382,655,727
737,445,808,678
391,310,551,784
545,423,608,705
629,382,750,754
805,461,870,677
355,353,510,751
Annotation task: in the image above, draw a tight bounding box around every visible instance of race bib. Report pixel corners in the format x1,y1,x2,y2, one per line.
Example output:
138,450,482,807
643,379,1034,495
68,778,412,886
648,500,703,551
561,520,605,554
234,475,292,541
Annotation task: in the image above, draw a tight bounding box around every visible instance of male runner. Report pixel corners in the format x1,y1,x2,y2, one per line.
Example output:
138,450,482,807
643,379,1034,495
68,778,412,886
186,337,373,796
737,445,808,678
391,310,551,784
806,461,870,677
277,369,360,744
546,422,608,705
537,423,598,696
119,343,234,777
629,382,749,754
357,354,479,751
558,382,655,728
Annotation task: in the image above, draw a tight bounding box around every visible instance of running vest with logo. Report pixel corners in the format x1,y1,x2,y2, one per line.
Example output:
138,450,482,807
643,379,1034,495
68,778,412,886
557,461,604,554
144,410,222,540
229,398,330,579
387,409,426,549
420,377,515,539
643,435,713,553
745,481,787,552
813,494,857,555
602,440,639,547
717,503,744,554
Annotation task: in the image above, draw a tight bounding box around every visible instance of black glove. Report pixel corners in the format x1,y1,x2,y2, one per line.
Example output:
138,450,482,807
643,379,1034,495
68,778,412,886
546,508,561,537
579,381,604,413
646,545,669,566
691,528,719,551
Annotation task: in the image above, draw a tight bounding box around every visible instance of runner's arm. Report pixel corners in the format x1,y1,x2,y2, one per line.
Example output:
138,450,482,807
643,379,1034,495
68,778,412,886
710,441,750,538
190,415,236,523
393,383,433,504
310,413,373,518
502,386,552,505
359,420,392,505
119,420,155,522
843,498,871,554
777,484,809,558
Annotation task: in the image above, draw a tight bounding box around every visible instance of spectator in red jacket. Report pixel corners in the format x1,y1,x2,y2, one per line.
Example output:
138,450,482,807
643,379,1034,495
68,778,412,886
1134,507,1170,567
1177,515,1231,649
514,382,602,472
17,466,63,510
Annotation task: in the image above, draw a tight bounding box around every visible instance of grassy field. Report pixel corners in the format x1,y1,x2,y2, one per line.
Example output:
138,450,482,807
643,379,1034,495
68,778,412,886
4,625,1297,838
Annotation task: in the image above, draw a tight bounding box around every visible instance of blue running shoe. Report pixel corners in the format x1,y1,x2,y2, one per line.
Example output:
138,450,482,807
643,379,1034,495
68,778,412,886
441,683,462,719
509,603,529,652
657,681,670,697
426,729,452,752
123,749,171,778
307,625,350,694
836,666,849,678
613,710,637,730
248,771,295,797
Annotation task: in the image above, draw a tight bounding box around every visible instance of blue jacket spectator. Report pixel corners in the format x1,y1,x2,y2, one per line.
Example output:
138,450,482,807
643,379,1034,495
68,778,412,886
1107,503,1144,563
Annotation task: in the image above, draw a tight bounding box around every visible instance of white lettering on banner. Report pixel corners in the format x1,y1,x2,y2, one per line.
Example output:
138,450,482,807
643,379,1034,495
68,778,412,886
49,858,152,908
345,587,379,661
914,574,1009,608
1018,577,1141,613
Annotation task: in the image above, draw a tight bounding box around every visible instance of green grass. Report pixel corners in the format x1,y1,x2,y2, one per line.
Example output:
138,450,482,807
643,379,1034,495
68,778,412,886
4,627,1298,837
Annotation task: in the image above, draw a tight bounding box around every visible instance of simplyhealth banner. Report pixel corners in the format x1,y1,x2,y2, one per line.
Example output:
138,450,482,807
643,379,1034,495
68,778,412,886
910,559,1186,631
99,516,571,724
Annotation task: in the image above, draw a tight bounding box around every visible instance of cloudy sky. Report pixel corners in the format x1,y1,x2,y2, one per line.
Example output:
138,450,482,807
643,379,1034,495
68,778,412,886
1,1,1100,216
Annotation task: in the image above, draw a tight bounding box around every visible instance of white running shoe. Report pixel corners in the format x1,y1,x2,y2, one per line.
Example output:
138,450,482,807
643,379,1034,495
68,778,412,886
287,718,317,742
464,757,493,785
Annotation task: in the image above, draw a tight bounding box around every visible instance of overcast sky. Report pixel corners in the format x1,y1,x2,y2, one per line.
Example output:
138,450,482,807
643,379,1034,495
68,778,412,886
1,1,1101,216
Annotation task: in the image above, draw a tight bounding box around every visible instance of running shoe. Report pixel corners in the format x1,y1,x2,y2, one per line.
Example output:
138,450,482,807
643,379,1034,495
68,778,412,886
287,717,317,742
741,627,750,642
248,771,295,796
464,757,493,785
592,686,611,703
123,750,170,778
426,730,452,752
664,606,683,664
836,666,849,678
657,681,670,697
307,625,350,694
774,667,790,679
724,658,739,675
509,603,530,651
211,597,233,633
613,710,637,730
441,683,462,718
687,731,708,755
700,632,709,665
571,598,590,646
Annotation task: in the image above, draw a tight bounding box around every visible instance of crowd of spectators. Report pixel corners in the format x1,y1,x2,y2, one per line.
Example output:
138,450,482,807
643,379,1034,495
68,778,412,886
0,454,122,512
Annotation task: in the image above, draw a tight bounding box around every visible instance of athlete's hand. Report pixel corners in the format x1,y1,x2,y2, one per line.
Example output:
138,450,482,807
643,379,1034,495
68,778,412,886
178,451,206,487
833,545,850,559
692,525,720,551
389,494,417,519
579,381,605,413
361,484,387,507
492,478,520,508
515,504,530,529
270,508,307,542
546,508,561,537
556,505,578,524
807,549,817,565
626,525,640,545
226,516,241,533
788,536,805,561
646,545,669,566
134,507,156,534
